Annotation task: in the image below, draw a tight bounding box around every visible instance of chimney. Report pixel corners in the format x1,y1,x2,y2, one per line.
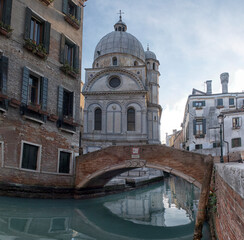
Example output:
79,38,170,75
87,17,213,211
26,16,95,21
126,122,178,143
206,80,212,94
220,72,229,93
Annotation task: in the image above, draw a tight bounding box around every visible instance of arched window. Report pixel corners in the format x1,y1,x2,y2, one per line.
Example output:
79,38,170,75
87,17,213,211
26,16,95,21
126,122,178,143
134,61,138,66
118,26,121,31
96,63,99,68
127,108,135,131
147,62,150,69
153,63,156,70
94,108,102,130
112,57,117,66
122,27,125,31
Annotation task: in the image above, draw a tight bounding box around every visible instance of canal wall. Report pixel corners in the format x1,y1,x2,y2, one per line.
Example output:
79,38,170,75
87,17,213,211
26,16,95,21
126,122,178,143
214,163,244,240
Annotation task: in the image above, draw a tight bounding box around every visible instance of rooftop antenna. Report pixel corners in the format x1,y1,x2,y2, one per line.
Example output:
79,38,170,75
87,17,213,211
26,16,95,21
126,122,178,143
117,10,124,21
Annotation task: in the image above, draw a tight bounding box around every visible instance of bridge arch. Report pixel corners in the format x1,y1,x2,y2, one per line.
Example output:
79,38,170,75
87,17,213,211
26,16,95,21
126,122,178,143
75,145,212,189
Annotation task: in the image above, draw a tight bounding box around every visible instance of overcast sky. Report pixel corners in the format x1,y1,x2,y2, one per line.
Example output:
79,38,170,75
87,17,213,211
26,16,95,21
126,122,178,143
82,0,244,143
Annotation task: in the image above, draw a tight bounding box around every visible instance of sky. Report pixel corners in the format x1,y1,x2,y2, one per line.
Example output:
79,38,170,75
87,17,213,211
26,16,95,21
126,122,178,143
81,0,244,143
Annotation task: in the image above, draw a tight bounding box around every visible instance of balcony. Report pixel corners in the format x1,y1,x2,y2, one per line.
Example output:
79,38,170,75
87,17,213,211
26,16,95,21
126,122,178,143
57,117,79,134
20,105,46,124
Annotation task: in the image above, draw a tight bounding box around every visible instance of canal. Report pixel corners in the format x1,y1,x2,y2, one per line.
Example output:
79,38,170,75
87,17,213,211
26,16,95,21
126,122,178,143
0,175,210,239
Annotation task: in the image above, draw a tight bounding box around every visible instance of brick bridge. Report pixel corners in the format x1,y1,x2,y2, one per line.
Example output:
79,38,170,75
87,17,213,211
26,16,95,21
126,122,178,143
76,145,213,239
75,145,212,189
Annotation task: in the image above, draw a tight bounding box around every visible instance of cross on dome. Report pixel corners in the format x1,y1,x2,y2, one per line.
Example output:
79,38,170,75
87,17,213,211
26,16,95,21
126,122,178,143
117,10,124,21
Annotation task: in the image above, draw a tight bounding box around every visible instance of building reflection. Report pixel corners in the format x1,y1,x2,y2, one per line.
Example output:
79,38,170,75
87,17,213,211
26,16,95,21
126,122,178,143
104,175,200,227
0,175,200,240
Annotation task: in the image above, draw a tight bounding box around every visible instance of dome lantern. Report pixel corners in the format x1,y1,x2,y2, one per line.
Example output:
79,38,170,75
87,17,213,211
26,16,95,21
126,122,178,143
114,10,127,32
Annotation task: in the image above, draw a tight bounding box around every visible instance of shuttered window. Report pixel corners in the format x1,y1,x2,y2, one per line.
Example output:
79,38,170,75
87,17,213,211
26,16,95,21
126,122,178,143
60,34,79,71
217,98,223,107
21,67,48,110
0,0,12,26
229,98,234,106
62,0,81,25
59,151,71,173
0,56,8,94
57,86,74,118
192,101,205,107
24,7,51,54
232,138,241,148
193,119,206,137
21,143,39,170
127,108,135,131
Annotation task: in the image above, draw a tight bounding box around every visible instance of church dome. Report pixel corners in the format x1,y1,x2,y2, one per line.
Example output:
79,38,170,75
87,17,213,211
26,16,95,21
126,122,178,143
145,48,157,60
94,18,145,62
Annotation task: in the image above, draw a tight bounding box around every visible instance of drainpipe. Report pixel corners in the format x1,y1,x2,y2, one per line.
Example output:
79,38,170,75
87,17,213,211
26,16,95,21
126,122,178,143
222,115,230,162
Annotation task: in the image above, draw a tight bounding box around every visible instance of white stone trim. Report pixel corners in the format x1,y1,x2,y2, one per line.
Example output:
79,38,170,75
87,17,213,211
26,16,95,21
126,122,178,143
19,140,42,172
57,148,74,175
0,141,4,168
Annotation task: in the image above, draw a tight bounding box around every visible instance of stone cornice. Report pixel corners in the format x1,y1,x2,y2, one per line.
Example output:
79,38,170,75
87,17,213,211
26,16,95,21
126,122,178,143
83,90,148,96
84,68,145,92
147,103,163,111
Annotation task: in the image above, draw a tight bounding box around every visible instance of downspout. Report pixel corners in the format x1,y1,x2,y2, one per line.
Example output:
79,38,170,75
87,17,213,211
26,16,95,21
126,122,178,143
222,115,229,162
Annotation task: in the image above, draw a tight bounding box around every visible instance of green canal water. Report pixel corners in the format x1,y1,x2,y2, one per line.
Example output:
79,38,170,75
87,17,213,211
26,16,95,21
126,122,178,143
0,175,211,240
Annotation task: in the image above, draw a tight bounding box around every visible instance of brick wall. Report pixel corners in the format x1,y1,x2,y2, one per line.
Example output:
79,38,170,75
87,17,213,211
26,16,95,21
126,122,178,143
215,164,244,240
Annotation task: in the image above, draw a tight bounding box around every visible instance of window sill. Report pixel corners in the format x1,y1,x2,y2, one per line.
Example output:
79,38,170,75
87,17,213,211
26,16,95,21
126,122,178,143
24,40,47,60
23,115,45,124
59,127,76,134
39,0,54,5
9,98,21,108
216,106,224,109
60,66,78,79
0,26,12,38
195,107,203,110
48,114,59,122
20,167,40,173
64,15,80,30
232,127,241,130
195,134,205,138
229,105,235,108
0,107,7,113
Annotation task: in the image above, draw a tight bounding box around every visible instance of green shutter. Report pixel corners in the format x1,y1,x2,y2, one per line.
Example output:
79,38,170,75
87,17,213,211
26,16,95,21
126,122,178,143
41,77,48,111
69,92,74,117
74,44,79,71
24,8,32,40
202,101,206,106
62,0,68,14
21,67,30,105
0,56,8,95
2,0,12,25
57,86,64,117
192,101,196,107
203,119,206,134
76,5,81,23
193,120,196,135
60,34,66,64
43,21,51,54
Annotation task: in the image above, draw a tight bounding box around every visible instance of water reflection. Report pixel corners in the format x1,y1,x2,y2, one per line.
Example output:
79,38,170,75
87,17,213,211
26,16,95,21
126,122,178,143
0,175,201,240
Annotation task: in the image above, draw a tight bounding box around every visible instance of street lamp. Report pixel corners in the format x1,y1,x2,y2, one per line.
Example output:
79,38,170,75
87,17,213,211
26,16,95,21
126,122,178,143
218,113,224,163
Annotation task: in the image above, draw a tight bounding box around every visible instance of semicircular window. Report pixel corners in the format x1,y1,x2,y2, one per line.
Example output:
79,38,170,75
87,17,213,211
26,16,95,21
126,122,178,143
109,77,121,88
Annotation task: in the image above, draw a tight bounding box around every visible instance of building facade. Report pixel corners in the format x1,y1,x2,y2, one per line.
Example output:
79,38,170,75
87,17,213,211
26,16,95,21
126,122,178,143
0,0,85,189
82,17,162,154
180,73,244,159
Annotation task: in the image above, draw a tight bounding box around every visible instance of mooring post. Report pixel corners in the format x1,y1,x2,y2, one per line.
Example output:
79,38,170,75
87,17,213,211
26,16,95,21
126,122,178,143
193,154,214,240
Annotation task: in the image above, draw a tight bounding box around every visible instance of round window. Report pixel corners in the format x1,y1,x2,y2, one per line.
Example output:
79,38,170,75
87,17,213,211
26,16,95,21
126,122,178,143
109,77,121,88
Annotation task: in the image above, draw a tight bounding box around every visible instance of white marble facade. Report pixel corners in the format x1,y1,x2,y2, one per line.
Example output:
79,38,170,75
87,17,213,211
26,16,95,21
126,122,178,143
82,17,162,154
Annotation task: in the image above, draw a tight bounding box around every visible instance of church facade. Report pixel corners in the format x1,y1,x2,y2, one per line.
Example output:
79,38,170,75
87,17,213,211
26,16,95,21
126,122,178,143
82,17,162,153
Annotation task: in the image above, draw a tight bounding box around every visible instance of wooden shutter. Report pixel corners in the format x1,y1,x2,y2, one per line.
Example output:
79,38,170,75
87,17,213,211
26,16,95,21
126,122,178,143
76,5,81,23
62,0,68,14
0,56,8,95
193,119,196,135
43,21,51,54
202,101,206,106
24,8,32,40
69,92,74,117
73,44,79,71
60,34,66,64
203,119,206,134
57,86,64,117
21,67,30,105
2,0,12,26
41,77,48,111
